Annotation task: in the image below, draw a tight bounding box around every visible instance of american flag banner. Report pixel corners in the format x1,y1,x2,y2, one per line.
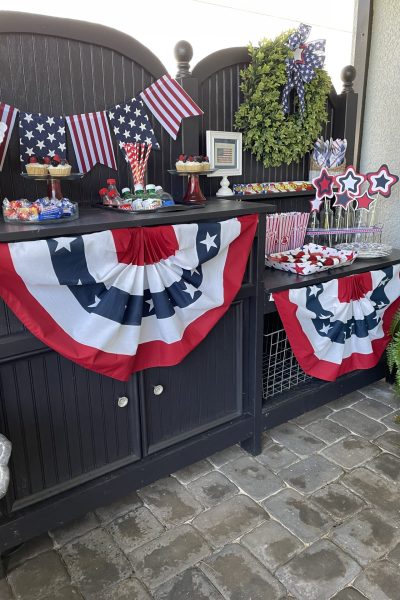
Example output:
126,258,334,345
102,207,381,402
140,75,203,140
19,112,66,162
273,266,400,381
108,98,159,154
0,102,18,171
0,216,258,381
66,111,117,173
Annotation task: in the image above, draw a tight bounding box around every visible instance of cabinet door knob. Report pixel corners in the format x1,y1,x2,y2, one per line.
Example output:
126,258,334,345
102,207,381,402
153,385,164,396
117,396,129,408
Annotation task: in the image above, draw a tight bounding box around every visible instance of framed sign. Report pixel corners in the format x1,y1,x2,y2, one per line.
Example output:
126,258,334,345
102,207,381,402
206,130,242,177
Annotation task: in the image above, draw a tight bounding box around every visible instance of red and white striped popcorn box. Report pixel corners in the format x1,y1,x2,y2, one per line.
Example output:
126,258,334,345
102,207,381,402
265,214,280,255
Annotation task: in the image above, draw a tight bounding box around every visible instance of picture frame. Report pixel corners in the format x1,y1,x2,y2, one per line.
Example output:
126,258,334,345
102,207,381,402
206,130,242,177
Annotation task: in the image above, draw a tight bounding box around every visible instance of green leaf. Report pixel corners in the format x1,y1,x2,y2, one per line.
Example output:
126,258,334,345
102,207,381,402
234,34,332,168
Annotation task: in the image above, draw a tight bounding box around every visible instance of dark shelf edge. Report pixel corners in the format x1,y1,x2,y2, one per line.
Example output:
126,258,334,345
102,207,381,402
0,200,272,243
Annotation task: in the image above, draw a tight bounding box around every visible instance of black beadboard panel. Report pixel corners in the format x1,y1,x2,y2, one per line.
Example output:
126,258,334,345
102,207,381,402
0,300,26,337
0,351,140,512
0,32,185,206
198,63,336,200
142,301,243,454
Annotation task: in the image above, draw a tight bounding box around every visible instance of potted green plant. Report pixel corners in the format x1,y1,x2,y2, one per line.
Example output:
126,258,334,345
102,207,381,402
387,308,400,395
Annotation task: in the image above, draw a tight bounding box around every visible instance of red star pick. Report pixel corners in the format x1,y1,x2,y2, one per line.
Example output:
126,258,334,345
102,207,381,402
312,168,336,201
356,192,375,210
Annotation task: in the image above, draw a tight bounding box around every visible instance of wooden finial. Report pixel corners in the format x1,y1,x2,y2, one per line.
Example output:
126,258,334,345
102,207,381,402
174,40,193,78
341,65,356,94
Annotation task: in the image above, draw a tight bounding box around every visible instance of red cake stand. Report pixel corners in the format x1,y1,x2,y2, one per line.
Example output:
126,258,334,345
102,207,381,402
168,169,215,204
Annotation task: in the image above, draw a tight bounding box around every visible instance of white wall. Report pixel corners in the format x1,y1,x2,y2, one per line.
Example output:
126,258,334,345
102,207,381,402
360,0,400,247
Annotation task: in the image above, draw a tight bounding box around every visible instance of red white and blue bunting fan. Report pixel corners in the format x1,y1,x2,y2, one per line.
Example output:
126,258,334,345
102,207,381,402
0,216,257,381
141,74,203,140
273,265,400,381
0,102,18,171
366,164,399,198
282,23,326,115
66,111,117,173
19,112,67,162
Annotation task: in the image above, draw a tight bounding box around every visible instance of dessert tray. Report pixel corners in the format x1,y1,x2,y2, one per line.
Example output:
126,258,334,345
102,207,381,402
233,181,314,195
266,243,357,275
168,169,215,176
335,242,392,259
21,173,84,181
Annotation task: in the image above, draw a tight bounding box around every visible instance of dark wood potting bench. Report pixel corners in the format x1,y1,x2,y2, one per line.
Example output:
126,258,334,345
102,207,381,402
0,10,396,573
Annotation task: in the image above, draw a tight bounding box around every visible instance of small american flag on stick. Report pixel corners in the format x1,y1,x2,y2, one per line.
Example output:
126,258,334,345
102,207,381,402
140,75,203,140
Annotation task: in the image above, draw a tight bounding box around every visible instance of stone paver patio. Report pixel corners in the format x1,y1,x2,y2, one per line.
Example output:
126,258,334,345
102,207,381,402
2,379,400,600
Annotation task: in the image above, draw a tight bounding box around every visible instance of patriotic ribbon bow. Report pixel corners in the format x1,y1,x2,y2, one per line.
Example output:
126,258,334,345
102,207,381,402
281,23,326,115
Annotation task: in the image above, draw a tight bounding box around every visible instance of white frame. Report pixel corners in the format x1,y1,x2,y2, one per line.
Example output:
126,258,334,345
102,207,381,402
206,130,242,177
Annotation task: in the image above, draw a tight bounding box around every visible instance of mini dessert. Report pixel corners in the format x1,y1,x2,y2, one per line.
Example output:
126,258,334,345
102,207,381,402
25,156,48,176
48,155,72,176
175,155,210,172
201,155,210,171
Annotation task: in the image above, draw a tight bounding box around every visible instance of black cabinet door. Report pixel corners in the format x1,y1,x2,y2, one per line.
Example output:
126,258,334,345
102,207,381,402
0,350,141,514
140,301,244,454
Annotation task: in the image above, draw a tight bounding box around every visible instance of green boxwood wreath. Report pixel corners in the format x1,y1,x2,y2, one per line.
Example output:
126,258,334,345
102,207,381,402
234,31,332,168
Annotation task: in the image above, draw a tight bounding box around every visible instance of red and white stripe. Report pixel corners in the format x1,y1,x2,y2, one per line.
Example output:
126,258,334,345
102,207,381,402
0,102,18,171
66,111,117,173
140,74,203,140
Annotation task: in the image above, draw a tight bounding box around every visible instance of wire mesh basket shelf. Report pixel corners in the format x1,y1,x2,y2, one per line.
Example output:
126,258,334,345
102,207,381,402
263,326,312,400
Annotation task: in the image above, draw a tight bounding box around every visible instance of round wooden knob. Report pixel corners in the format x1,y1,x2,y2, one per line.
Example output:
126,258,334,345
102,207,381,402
174,40,193,78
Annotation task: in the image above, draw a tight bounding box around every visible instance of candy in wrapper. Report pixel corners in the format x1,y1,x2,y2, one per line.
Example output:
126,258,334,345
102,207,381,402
58,198,75,216
38,207,63,220
3,196,77,222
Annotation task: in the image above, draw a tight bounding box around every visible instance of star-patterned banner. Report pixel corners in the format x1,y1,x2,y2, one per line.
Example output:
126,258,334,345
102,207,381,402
2,76,202,173
282,23,326,115
19,112,66,162
108,98,160,155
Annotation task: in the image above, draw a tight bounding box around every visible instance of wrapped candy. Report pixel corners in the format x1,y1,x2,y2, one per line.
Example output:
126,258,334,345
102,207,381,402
2,197,78,222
